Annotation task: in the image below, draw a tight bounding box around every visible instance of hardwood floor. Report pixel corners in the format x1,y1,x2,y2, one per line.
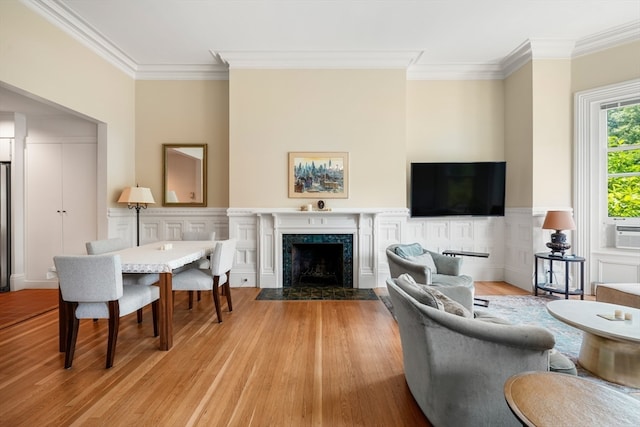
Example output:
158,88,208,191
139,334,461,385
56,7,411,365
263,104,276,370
0,282,529,426
0,289,58,329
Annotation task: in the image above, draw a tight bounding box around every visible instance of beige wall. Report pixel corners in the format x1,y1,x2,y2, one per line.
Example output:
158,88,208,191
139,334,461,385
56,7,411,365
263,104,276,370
0,0,135,203
406,80,505,161
504,62,534,208
572,41,640,93
406,80,505,202
531,59,572,208
135,80,229,206
228,69,407,208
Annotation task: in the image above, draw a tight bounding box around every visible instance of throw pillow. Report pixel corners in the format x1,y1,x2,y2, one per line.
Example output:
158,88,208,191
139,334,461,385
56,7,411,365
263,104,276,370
421,286,473,318
395,274,443,310
394,243,424,258
407,252,438,274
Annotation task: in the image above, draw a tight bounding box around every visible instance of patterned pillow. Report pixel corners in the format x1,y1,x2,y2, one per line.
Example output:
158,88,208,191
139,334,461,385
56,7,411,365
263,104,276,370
395,274,443,310
422,286,473,318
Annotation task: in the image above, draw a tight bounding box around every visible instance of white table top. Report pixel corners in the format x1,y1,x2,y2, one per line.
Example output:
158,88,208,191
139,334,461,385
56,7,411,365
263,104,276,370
547,300,640,343
116,241,216,274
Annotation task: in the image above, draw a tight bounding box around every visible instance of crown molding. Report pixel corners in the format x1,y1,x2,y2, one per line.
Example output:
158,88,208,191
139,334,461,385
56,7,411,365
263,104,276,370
22,0,138,78
500,38,575,78
406,63,504,80
135,64,229,81
21,1,640,81
213,50,424,69
573,20,640,57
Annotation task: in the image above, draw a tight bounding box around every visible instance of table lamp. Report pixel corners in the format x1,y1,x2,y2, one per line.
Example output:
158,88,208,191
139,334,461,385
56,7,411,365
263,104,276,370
542,210,576,256
118,185,155,246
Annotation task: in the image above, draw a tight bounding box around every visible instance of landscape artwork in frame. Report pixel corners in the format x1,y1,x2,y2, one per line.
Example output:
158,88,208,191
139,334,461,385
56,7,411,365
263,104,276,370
289,152,349,198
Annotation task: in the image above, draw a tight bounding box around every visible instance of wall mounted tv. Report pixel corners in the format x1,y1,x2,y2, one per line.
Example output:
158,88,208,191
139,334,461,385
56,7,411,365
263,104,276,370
411,162,506,217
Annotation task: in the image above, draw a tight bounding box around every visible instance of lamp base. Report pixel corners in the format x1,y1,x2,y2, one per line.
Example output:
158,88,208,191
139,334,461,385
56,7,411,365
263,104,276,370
547,230,570,256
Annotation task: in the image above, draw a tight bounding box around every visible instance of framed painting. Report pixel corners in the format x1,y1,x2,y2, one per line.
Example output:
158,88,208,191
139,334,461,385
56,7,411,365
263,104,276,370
289,152,349,198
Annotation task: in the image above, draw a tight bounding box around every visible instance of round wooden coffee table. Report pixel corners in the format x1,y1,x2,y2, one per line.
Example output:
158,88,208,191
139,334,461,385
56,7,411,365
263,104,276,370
504,371,640,426
547,300,640,387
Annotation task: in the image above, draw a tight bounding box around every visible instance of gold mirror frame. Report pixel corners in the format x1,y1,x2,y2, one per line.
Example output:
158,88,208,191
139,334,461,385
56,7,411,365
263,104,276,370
163,144,207,207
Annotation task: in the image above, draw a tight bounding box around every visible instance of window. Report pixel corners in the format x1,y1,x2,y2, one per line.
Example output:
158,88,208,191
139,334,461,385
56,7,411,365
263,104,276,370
604,102,640,219
575,79,640,260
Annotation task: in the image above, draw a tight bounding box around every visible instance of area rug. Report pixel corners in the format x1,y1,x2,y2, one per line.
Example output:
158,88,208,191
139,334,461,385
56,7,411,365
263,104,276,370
379,293,640,395
256,286,379,301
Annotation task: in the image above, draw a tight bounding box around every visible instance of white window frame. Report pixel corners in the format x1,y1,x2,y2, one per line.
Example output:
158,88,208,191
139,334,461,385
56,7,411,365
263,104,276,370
574,79,640,276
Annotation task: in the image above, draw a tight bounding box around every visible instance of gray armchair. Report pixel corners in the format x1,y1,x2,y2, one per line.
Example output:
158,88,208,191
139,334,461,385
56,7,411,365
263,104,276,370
387,277,555,427
386,243,473,289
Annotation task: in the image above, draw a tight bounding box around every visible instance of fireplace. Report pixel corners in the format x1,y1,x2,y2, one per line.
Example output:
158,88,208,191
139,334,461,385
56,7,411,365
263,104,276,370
282,234,353,287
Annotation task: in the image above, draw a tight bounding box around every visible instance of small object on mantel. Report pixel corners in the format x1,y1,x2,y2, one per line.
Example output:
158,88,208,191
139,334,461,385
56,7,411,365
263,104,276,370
317,200,325,210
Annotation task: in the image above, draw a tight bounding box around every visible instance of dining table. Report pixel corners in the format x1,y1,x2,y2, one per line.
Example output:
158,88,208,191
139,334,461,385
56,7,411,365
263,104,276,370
58,240,216,351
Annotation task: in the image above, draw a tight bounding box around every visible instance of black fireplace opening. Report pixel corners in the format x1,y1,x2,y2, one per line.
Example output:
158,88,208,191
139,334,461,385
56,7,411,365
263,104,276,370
283,234,353,288
292,243,343,287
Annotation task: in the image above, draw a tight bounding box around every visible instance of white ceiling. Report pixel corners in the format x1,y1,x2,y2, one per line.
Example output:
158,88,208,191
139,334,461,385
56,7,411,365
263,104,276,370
24,0,640,80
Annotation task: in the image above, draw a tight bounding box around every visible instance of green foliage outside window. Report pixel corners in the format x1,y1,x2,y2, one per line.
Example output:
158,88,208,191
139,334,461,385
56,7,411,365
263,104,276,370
607,104,640,218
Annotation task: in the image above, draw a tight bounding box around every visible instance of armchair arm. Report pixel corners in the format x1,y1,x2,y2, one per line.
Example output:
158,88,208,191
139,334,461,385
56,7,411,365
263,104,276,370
428,250,462,276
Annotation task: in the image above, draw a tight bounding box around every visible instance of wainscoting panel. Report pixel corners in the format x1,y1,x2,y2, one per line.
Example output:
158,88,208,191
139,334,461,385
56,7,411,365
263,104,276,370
105,207,554,290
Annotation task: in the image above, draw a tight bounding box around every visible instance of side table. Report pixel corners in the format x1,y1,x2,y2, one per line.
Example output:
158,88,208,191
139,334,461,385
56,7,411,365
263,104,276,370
534,252,585,299
504,371,640,426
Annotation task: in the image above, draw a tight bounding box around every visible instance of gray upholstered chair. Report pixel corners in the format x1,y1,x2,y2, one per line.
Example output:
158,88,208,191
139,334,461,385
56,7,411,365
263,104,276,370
86,238,160,285
54,254,159,369
387,276,557,427
171,238,237,322
86,237,159,322
179,231,216,270
386,243,473,289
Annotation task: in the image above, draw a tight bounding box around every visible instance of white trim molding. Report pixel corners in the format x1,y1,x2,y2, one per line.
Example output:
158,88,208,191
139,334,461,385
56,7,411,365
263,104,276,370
574,79,640,291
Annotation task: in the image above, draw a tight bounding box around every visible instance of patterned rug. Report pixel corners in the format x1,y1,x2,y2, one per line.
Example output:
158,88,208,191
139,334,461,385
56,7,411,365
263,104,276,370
379,293,640,395
256,286,379,301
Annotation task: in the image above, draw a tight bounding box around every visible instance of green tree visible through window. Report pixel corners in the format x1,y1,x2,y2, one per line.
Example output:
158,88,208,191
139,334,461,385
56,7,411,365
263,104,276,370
607,104,640,218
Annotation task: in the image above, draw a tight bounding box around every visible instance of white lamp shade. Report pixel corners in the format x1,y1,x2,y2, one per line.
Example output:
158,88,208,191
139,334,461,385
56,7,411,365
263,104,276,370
542,210,576,231
118,186,155,204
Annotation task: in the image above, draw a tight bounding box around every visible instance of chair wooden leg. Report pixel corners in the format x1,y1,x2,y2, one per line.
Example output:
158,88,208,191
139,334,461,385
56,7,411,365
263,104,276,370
64,302,79,369
197,290,201,301
59,289,67,352
151,300,159,337
137,308,143,323
188,291,194,309
224,270,233,312
212,276,223,322
106,301,120,369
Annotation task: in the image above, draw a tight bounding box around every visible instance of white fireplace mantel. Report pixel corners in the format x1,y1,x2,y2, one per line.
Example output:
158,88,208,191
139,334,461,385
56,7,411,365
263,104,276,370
228,208,408,289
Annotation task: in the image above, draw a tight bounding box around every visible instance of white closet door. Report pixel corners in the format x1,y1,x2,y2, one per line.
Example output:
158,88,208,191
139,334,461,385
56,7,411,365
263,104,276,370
26,143,64,281
61,143,97,255
26,143,97,281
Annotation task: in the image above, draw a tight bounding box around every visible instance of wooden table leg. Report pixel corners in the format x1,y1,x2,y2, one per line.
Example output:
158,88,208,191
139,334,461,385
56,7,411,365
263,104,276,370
58,287,66,352
158,272,173,350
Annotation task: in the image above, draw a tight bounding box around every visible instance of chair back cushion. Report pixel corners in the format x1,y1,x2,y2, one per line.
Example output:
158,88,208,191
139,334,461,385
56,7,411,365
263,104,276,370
210,239,237,276
54,254,123,302
394,243,424,258
86,238,129,255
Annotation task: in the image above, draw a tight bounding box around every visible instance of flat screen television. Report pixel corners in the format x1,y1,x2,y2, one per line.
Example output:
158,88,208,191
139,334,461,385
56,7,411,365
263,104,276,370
411,162,506,217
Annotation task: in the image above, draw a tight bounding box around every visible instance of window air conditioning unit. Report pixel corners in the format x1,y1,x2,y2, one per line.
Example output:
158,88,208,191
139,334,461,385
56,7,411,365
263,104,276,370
615,225,640,249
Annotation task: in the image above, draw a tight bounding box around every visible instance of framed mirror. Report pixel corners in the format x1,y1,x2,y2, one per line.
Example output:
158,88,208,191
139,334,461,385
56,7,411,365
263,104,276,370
163,144,207,207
